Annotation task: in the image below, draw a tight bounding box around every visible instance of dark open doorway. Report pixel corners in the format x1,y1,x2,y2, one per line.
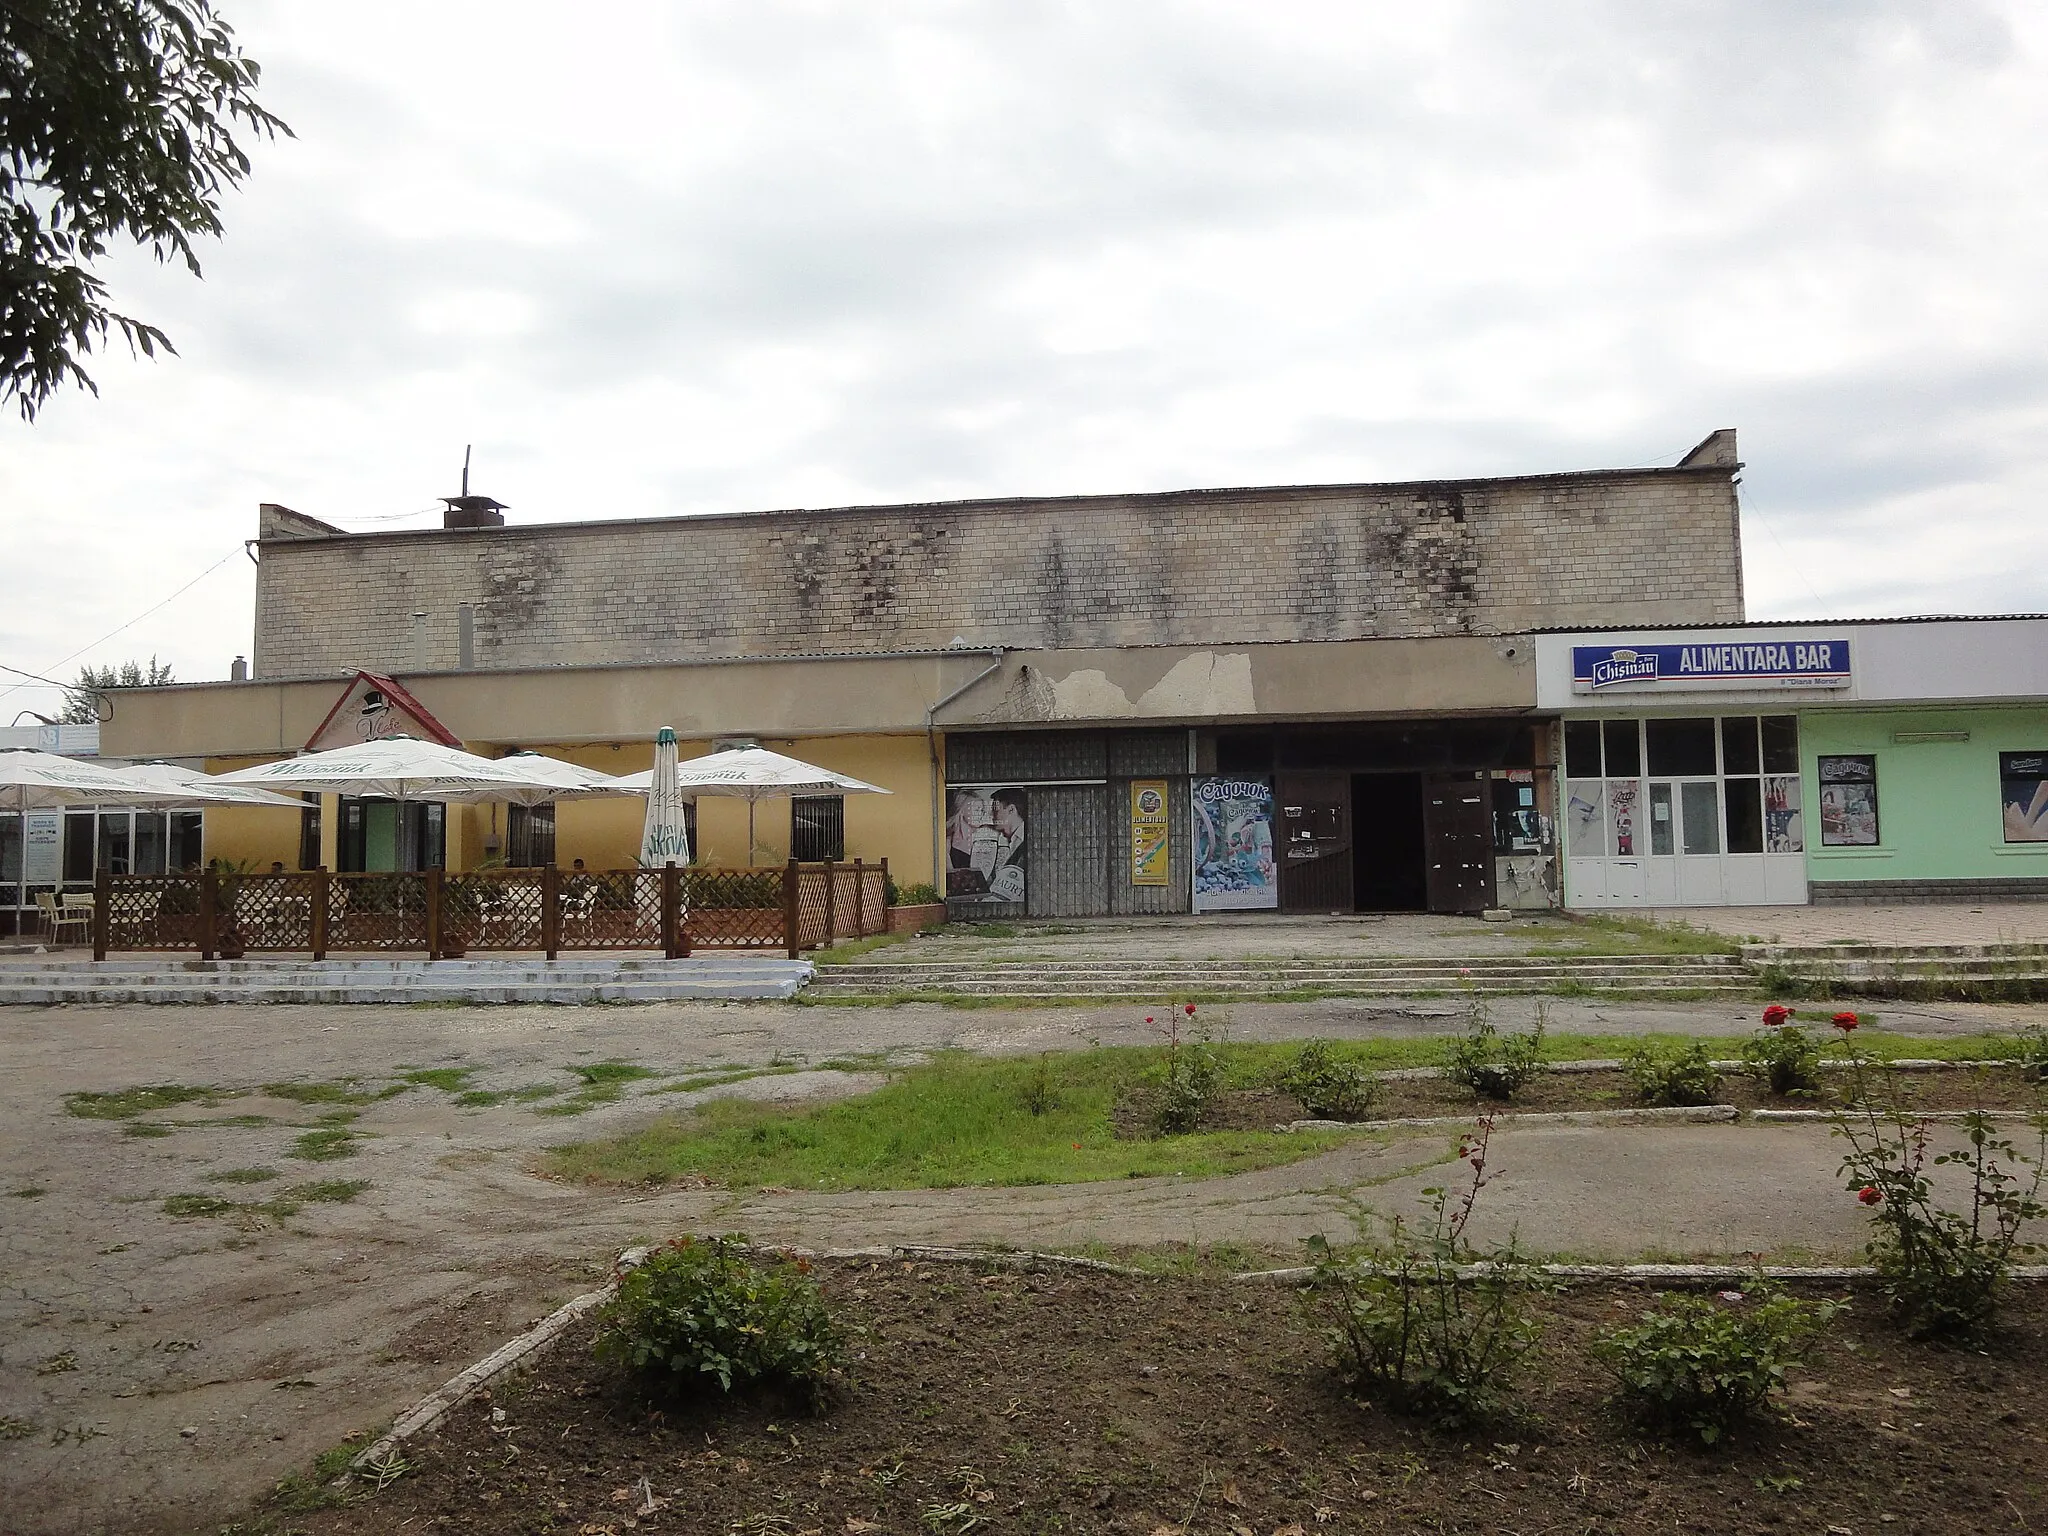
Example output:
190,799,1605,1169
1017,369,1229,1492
1351,773,1428,911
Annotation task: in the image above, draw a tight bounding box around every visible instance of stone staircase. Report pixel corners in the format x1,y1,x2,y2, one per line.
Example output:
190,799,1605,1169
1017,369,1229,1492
1741,942,2048,994
804,953,1750,1001
0,955,813,1006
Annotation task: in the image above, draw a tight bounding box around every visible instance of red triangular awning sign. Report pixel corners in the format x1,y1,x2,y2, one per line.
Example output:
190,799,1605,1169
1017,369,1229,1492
304,672,463,752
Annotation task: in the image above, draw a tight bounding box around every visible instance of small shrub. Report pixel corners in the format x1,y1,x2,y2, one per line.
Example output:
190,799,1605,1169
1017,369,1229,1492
1624,1040,1724,1107
592,1235,847,1410
1444,1000,1547,1101
1279,1039,1377,1119
1020,1053,1059,1117
1594,1283,1840,1444
1148,1007,1222,1135
1306,1115,1547,1426
1741,1024,1823,1097
2012,1025,2048,1082
1837,1099,2048,1339
891,880,941,907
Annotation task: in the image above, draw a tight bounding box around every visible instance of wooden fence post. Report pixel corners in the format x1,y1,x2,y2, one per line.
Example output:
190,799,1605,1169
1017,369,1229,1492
92,867,109,961
881,857,889,937
783,859,801,960
660,862,681,960
852,857,864,939
199,868,218,962
311,869,330,961
542,864,560,960
425,867,443,960
823,859,838,946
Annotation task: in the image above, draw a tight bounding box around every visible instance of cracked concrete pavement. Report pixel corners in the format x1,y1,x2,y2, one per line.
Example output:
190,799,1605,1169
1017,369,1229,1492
0,992,2041,1534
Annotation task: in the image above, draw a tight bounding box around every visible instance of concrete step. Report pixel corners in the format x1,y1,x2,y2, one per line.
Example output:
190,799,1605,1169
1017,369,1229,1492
0,956,813,1005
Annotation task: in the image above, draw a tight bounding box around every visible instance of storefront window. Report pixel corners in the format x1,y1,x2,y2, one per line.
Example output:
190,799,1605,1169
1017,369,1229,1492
1564,721,1603,778
1761,715,1800,774
2001,752,2048,843
506,802,560,867
1648,783,1675,855
1565,781,1605,858
1681,781,1721,855
63,812,95,883
1645,718,1719,777
1818,755,1880,846
1602,720,1641,776
1724,777,1764,854
1720,717,1761,776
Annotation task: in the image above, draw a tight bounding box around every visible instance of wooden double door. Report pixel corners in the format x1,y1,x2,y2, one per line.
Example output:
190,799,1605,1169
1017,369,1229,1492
1276,771,1494,915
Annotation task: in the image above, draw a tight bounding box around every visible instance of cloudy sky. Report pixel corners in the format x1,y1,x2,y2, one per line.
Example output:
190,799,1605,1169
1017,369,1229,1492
4,0,2046,719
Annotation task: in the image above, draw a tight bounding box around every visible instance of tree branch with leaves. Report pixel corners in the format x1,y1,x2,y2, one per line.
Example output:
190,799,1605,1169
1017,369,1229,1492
2,0,289,420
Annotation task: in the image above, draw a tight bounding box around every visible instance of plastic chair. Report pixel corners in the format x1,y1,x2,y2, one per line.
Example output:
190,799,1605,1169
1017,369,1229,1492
51,894,93,947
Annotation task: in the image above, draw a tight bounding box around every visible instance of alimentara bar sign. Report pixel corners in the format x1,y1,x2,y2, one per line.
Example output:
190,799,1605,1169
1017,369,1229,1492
1571,639,1852,693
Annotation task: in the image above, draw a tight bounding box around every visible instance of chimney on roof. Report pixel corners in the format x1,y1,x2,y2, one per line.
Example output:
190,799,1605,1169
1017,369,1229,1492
441,444,507,529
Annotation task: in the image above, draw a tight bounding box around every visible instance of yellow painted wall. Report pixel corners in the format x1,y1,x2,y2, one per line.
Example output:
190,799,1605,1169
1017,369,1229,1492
199,755,305,870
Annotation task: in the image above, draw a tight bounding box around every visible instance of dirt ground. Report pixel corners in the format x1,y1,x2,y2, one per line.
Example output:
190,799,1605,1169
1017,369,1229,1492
1,993,2043,1536
298,1257,2048,1536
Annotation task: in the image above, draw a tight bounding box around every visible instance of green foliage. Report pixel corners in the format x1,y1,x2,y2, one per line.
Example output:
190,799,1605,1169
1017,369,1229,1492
891,880,941,907
58,656,173,721
1741,1026,1823,1097
1623,1040,1724,1107
2,0,290,418
1306,1117,1547,1426
1444,1000,1548,1101
593,1236,847,1410
2012,1025,2048,1082
1594,1284,1840,1444
1019,1053,1059,1116
535,1059,661,1116
1835,1056,2048,1338
288,1126,358,1161
1278,1038,1377,1119
66,1082,228,1119
1149,1016,1221,1135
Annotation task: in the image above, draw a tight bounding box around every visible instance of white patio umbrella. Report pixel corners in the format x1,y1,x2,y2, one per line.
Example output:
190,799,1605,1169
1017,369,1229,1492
113,761,307,810
0,749,171,813
614,744,888,866
638,727,692,868
210,736,617,807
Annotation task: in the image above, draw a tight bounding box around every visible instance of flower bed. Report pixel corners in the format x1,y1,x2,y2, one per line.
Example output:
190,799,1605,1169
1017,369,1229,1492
282,1259,2048,1535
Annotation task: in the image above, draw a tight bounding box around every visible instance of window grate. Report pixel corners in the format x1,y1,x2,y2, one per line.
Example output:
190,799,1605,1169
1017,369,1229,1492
791,795,845,862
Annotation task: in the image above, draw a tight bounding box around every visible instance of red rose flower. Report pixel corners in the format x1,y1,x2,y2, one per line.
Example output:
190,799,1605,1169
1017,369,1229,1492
1833,1011,1860,1032
1184,1003,1197,1016
1858,1185,1883,1206
1145,1015,1154,1024
1762,1004,1791,1027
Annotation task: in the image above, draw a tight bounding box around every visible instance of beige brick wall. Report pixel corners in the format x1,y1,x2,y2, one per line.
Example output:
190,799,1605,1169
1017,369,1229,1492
252,468,1743,678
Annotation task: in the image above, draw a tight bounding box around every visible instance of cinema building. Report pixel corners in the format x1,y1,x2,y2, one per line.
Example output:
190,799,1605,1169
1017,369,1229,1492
66,427,2046,927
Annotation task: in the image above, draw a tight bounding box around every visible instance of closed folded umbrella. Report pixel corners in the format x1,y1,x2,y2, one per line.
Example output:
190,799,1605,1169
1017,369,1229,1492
639,728,691,867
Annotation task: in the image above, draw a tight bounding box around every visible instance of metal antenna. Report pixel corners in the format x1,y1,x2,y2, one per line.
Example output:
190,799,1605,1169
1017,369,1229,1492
461,444,471,498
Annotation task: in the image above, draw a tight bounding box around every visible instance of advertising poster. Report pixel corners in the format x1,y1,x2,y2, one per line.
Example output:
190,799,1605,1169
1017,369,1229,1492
1607,779,1640,857
23,811,62,886
1192,777,1276,912
2001,753,2048,843
1818,756,1879,847
1129,780,1170,886
946,786,1027,905
1765,775,1804,853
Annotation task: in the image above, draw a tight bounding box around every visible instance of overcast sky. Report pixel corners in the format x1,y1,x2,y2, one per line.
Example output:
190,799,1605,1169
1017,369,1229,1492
4,0,2046,719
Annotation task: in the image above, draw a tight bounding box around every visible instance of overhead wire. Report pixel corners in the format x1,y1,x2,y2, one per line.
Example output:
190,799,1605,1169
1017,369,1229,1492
0,546,244,704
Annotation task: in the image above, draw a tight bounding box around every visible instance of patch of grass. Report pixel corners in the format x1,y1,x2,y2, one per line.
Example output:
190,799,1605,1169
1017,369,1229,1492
260,1079,395,1106
65,1083,235,1119
546,1030,2030,1194
398,1067,476,1093
1520,914,1745,958
206,1167,280,1184
547,1047,1363,1191
164,1180,369,1221
289,1127,360,1162
454,1082,562,1108
811,932,912,966
534,1060,663,1117
657,1065,807,1095
122,1121,177,1138
163,1193,241,1217
11,1186,48,1199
